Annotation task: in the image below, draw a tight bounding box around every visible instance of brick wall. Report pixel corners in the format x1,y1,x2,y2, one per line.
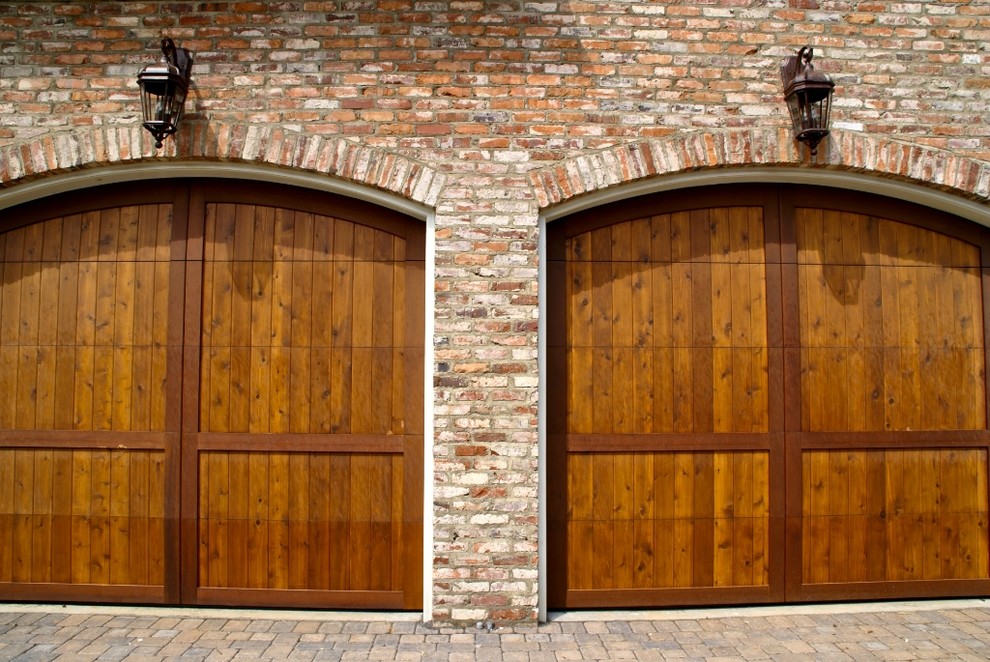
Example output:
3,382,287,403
1,1,989,624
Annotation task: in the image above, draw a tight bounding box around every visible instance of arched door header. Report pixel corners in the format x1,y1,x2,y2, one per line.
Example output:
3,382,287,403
0,161,435,221
533,130,990,228
0,124,444,218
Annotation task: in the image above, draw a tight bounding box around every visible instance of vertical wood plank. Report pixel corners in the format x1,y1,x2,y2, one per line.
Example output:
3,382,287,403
50,450,72,584
712,452,734,587
89,450,111,584
109,450,130,584
567,453,594,590
328,454,351,590
268,452,289,589
287,453,310,589
672,453,694,587
147,447,163,586
247,453,269,589
308,453,331,590
591,454,614,589
128,450,150,585
225,451,249,588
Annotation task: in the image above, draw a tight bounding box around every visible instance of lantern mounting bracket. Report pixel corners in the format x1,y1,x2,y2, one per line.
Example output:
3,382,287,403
162,37,193,83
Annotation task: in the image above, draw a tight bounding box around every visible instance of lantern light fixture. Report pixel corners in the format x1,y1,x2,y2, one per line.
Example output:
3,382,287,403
780,46,835,158
137,37,193,149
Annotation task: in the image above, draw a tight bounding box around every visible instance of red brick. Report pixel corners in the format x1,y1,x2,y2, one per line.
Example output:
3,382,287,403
2,2,989,628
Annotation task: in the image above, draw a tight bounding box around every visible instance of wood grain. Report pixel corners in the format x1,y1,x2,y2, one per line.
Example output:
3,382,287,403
564,451,770,590
0,447,165,587
796,208,985,432
565,208,769,436
801,449,989,583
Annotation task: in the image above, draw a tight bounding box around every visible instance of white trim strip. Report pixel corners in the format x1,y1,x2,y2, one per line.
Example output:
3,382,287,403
541,167,990,227
423,211,436,623
0,162,433,221
537,215,548,623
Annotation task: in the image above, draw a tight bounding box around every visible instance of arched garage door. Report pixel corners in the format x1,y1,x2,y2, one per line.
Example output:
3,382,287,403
0,180,423,609
547,185,990,608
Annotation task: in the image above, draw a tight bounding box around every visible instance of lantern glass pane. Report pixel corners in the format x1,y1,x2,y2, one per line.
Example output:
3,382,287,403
818,95,831,132
140,86,155,125
786,95,803,134
803,94,822,131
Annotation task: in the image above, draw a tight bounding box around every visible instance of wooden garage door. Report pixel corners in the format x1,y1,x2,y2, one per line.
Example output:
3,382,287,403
548,185,990,608
0,180,423,609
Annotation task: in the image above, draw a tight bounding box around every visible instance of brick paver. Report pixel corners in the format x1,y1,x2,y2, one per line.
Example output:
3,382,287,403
1,602,989,660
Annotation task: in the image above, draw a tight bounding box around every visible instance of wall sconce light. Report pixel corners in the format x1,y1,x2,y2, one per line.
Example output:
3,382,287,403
137,37,193,149
781,46,835,158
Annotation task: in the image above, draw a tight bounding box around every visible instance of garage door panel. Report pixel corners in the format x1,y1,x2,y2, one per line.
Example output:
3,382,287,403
201,214,413,437
793,205,989,594
197,448,409,593
801,449,989,585
564,451,771,593
565,296,769,434
0,211,171,435
796,209,986,433
566,208,767,433
0,446,166,590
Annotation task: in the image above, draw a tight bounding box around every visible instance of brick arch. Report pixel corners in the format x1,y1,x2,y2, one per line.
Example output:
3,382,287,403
0,122,445,208
529,128,990,211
